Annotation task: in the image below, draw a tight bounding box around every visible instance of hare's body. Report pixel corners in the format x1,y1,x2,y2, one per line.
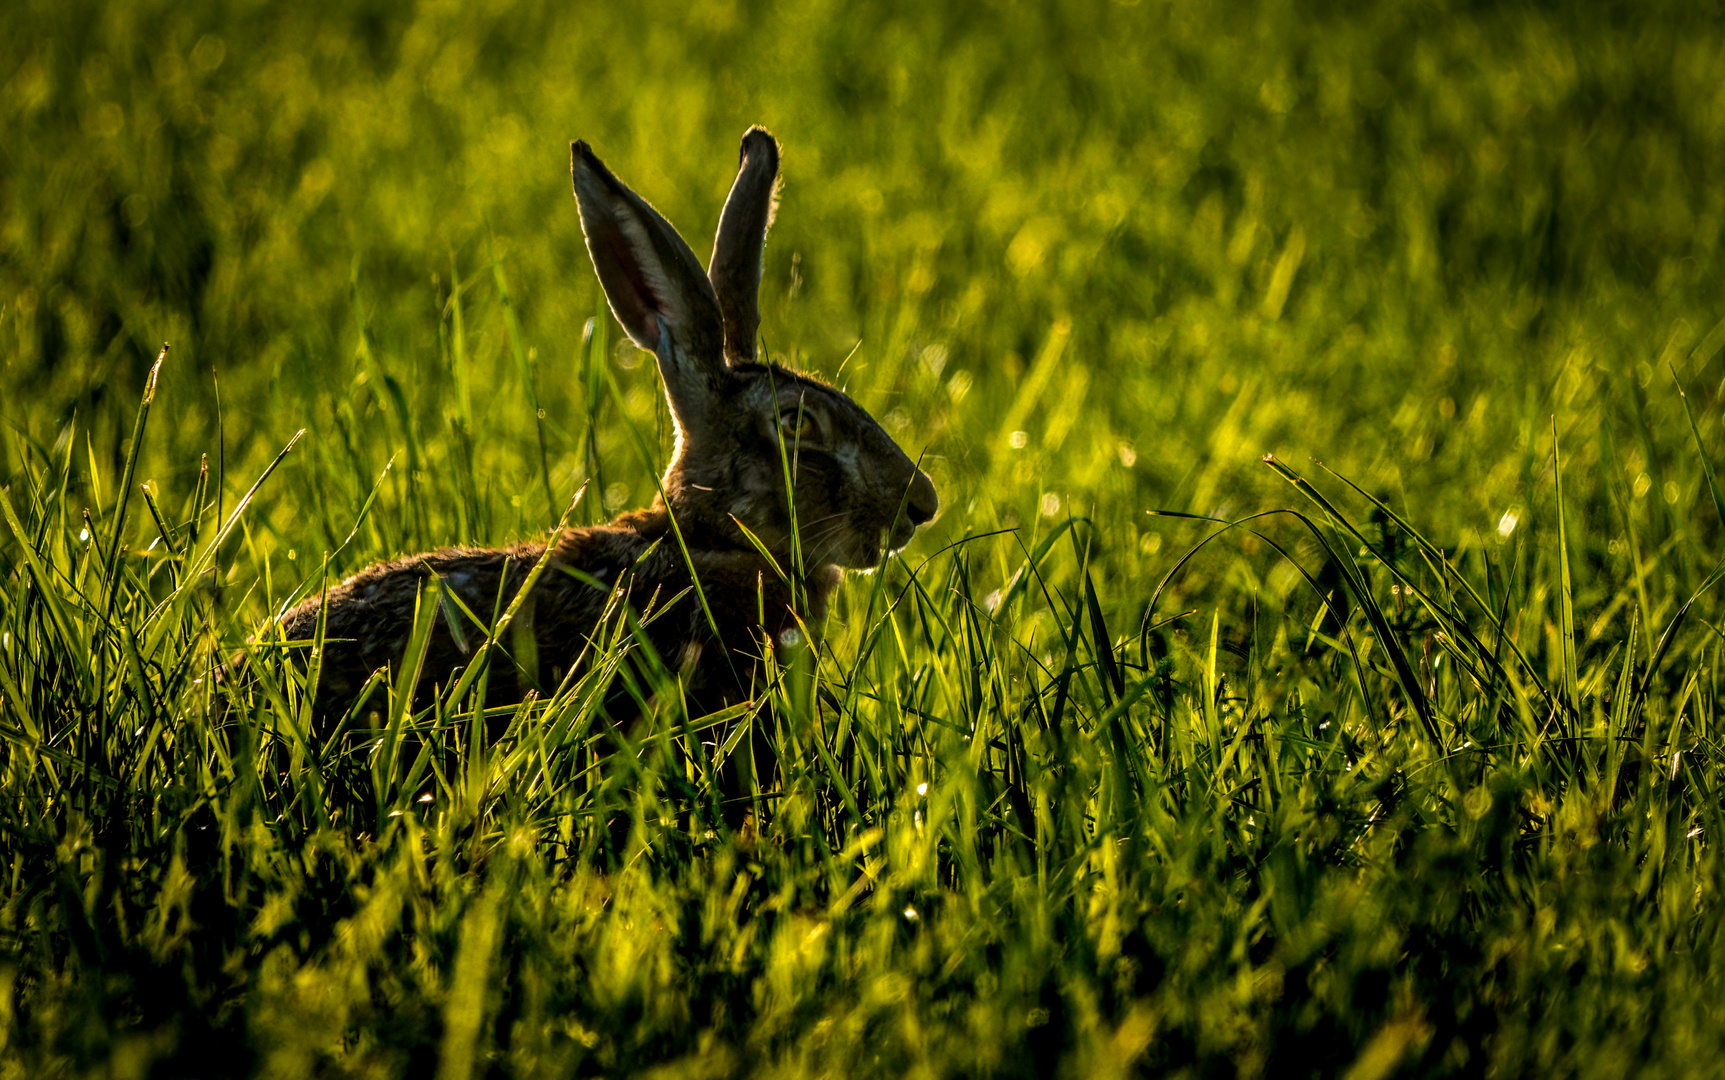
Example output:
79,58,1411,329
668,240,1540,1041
279,508,837,712
272,128,936,720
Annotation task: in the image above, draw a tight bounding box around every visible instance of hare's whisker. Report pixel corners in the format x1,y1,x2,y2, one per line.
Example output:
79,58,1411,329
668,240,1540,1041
802,519,853,548
793,511,848,531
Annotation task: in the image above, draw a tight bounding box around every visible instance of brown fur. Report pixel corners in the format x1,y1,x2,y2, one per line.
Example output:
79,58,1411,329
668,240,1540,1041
267,128,936,723
277,506,838,717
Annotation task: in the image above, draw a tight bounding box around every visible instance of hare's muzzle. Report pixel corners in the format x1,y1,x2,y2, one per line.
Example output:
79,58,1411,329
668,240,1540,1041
888,469,939,551
905,470,938,527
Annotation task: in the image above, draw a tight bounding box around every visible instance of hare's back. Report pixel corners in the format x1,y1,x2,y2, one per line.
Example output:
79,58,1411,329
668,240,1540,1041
281,539,549,641
274,526,656,704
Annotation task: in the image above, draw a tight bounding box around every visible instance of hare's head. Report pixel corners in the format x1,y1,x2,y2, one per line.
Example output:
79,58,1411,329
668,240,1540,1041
572,128,938,570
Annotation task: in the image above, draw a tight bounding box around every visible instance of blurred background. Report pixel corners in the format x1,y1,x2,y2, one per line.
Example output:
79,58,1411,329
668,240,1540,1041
2,0,1722,620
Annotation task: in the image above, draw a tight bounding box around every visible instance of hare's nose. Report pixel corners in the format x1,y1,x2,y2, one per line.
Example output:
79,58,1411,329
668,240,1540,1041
905,471,938,526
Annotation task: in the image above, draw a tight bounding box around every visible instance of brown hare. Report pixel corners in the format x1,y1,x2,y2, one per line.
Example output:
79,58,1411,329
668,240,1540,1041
273,127,938,725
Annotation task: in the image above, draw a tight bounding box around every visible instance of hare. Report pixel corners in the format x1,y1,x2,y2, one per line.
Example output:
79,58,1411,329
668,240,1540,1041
272,127,938,725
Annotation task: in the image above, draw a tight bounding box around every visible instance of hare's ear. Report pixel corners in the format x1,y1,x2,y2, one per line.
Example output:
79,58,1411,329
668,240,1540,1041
571,140,727,417
708,127,780,363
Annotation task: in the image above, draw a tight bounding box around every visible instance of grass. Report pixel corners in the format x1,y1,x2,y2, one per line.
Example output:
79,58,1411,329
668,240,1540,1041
3,0,1725,1075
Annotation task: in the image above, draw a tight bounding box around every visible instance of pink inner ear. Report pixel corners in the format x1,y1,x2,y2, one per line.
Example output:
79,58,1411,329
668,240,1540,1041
587,217,663,352
612,252,663,352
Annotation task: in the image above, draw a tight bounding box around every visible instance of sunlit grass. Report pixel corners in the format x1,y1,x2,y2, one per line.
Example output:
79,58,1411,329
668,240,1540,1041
3,0,1725,1076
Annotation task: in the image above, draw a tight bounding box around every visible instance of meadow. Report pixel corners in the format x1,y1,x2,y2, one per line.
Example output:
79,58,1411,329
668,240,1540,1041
3,0,1725,1075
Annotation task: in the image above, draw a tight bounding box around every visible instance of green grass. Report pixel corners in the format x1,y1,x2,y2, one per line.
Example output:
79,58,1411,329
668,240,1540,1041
3,0,1725,1075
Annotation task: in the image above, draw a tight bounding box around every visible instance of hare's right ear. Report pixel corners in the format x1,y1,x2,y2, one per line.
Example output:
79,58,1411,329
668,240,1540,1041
708,127,780,363
571,140,727,419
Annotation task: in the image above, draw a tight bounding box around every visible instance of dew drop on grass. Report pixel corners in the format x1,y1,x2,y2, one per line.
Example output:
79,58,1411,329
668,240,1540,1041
916,782,928,796
1496,510,1519,538
1008,431,1028,449
190,34,226,73
903,906,918,921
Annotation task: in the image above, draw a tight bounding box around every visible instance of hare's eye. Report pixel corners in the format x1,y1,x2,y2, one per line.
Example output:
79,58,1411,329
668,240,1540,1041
778,409,817,442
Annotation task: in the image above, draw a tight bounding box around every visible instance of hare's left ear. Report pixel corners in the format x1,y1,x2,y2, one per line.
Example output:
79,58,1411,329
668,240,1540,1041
708,127,780,363
572,140,727,421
